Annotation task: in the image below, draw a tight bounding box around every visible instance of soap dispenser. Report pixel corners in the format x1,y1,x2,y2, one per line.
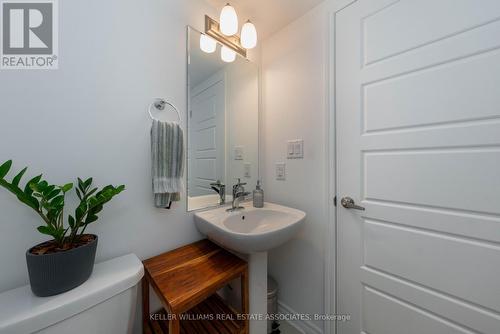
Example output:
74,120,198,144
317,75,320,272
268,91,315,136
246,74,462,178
253,180,264,208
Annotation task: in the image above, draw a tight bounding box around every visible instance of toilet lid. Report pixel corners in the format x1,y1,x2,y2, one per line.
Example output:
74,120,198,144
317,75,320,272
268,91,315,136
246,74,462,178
0,254,144,334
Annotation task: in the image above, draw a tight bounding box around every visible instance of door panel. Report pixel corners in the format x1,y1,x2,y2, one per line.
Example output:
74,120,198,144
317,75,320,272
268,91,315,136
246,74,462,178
336,1,500,333
362,286,470,334
363,0,500,65
364,51,500,132
364,149,500,214
189,78,225,196
364,220,500,311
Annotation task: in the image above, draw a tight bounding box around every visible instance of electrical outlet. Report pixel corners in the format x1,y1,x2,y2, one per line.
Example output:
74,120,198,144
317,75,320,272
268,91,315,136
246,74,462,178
234,146,244,160
244,163,251,178
276,163,286,181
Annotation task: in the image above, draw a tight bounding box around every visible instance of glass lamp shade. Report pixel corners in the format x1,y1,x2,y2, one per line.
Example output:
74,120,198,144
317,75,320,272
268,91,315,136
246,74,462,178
200,34,216,53
220,3,238,36
221,45,236,62
241,20,257,49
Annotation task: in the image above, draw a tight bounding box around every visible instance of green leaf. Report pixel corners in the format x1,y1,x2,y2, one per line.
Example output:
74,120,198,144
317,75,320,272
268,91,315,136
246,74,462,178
37,225,55,236
50,195,64,207
46,189,61,200
37,224,66,243
68,215,75,228
24,174,42,196
17,191,39,210
46,209,58,221
29,198,40,210
90,204,103,215
0,160,12,179
86,187,98,198
84,178,93,190
88,197,97,206
78,178,85,192
76,188,82,200
60,183,73,193
36,181,48,192
42,185,55,196
75,204,86,221
0,178,39,211
12,167,27,186
85,214,99,224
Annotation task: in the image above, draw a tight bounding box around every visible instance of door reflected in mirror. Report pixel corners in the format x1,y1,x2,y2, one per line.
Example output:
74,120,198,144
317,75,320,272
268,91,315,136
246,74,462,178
187,27,259,211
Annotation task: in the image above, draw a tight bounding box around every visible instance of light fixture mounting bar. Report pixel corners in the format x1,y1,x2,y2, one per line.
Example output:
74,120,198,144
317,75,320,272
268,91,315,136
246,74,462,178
205,15,247,58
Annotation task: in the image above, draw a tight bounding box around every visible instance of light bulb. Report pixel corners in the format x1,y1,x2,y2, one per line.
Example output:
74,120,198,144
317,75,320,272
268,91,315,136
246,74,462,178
199,34,216,53
220,3,238,36
241,20,257,49
221,46,236,62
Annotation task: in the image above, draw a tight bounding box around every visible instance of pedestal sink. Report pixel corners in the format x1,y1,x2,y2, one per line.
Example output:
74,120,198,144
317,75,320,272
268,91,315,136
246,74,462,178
194,202,306,334
194,202,305,253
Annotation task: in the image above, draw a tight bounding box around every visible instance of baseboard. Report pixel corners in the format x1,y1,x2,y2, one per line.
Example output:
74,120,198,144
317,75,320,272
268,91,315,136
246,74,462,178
277,300,323,334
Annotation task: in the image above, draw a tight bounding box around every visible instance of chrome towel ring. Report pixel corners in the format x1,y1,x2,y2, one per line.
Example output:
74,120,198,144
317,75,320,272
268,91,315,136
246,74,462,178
148,98,181,122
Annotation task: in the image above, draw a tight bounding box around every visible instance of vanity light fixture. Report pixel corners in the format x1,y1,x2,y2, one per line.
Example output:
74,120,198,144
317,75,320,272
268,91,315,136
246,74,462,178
202,5,258,60
204,15,247,59
220,3,239,36
241,20,257,49
221,45,236,63
199,34,216,53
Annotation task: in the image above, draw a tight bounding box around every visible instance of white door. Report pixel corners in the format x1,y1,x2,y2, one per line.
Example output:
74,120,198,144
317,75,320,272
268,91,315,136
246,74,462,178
189,75,225,196
336,1,500,333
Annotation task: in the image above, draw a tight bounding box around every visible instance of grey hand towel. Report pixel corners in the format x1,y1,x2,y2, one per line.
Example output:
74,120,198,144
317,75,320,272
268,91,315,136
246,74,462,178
151,120,184,208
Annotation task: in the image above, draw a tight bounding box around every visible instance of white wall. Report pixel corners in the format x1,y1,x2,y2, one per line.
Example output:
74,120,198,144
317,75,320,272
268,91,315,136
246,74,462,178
0,0,217,292
226,60,260,189
261,1,351,332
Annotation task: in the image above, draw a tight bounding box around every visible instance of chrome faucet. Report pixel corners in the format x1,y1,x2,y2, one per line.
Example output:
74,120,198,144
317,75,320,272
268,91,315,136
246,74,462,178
210,180,226,205
227,179,250,212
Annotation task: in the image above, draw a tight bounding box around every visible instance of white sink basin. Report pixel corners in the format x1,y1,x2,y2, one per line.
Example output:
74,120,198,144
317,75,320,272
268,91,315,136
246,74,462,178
194,202,306,253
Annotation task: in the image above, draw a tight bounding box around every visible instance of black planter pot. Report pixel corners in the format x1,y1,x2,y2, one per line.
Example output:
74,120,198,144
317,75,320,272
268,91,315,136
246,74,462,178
26,235,98,297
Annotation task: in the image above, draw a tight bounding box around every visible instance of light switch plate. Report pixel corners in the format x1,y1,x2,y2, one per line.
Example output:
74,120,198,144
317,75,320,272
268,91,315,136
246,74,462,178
287,139,304,159
244,163,251,178
276,163,286,181
294,139,304,158
287,141,295,159
234,146,244,160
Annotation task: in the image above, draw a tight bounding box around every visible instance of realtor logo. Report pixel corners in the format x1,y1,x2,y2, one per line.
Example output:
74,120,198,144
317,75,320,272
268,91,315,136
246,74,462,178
1,0,58,69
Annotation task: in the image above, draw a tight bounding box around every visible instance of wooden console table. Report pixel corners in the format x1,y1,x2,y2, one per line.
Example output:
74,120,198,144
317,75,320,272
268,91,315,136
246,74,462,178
142,239,249,334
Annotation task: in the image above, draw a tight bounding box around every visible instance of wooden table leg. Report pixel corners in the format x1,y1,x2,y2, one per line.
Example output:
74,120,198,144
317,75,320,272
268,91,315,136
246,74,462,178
241,268,249,334
169,315,180,334
142,278,150,331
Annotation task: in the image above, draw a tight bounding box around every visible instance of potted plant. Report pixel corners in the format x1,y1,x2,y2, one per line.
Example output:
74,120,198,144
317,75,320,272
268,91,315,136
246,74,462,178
0,160,125,297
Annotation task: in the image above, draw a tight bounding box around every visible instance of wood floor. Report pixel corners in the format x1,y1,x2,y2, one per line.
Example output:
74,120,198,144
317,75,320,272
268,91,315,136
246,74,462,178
145,294,245,334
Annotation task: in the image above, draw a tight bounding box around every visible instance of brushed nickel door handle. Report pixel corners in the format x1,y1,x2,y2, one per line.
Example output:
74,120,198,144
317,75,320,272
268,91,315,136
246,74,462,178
341,197,365,211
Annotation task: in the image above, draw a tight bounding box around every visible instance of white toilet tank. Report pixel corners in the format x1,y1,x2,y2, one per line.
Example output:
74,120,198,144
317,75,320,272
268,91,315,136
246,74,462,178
0,254,144,334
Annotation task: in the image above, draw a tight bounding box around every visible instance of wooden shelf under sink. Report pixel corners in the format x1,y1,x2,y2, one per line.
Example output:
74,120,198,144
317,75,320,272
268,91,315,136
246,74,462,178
142,239,249,334
145,294,245,334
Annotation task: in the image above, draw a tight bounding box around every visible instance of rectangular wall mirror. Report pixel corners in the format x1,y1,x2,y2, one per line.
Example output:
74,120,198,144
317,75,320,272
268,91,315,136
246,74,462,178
187,26,259,211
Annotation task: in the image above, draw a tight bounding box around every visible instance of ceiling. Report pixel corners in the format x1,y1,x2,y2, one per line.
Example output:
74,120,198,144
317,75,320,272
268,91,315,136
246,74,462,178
205,0,325,39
